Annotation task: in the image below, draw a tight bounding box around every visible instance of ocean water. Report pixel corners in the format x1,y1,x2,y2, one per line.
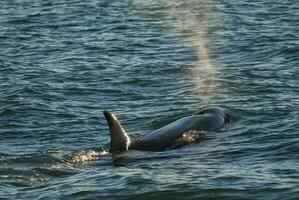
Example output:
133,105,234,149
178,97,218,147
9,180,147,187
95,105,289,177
0,0,299,199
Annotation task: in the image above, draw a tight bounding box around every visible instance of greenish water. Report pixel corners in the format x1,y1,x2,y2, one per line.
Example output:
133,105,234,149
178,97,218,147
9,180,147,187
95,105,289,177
0,0,298,199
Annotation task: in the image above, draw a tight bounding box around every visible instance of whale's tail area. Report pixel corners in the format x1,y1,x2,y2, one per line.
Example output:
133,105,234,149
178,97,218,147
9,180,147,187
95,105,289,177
103,111,131,153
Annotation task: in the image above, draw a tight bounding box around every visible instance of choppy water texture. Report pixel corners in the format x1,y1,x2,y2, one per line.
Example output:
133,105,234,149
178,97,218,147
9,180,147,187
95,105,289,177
1,0,299,199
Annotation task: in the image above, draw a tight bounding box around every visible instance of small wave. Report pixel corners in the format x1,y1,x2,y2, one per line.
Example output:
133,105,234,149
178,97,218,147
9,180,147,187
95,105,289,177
0,106,17,117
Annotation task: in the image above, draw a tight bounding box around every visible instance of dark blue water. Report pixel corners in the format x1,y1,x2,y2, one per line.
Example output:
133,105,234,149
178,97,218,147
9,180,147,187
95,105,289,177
1,0,299,199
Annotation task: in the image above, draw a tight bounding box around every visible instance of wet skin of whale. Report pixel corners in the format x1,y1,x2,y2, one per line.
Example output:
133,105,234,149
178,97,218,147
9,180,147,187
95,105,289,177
103,107,230,153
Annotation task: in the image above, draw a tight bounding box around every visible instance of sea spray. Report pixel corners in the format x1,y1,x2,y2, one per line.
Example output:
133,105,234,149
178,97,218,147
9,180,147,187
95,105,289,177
132,0,222,103
169,0,222,104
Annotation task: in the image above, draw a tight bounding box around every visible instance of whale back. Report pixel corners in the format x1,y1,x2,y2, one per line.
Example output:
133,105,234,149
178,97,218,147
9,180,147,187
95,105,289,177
195,107,230,123
103,107,230,153
103,111,131,153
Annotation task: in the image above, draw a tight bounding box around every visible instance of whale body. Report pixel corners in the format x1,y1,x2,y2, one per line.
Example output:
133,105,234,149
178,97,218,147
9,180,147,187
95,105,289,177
103,107,230,153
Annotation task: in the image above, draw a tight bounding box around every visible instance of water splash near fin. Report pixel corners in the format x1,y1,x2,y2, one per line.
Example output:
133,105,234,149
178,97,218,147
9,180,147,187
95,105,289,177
171,130,205,149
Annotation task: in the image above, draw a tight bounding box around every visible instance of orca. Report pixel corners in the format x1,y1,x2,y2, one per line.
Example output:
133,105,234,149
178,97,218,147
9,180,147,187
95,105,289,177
103,107,230,153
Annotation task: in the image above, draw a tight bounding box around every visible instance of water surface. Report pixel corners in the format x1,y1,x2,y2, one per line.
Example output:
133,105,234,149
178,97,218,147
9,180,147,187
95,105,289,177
0,0,299,199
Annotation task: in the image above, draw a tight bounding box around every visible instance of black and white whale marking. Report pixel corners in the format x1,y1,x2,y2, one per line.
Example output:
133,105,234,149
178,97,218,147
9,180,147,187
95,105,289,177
103,107,230,153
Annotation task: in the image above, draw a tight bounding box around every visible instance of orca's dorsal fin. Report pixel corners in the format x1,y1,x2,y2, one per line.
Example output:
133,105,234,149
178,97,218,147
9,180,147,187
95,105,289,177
103,111,131,153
